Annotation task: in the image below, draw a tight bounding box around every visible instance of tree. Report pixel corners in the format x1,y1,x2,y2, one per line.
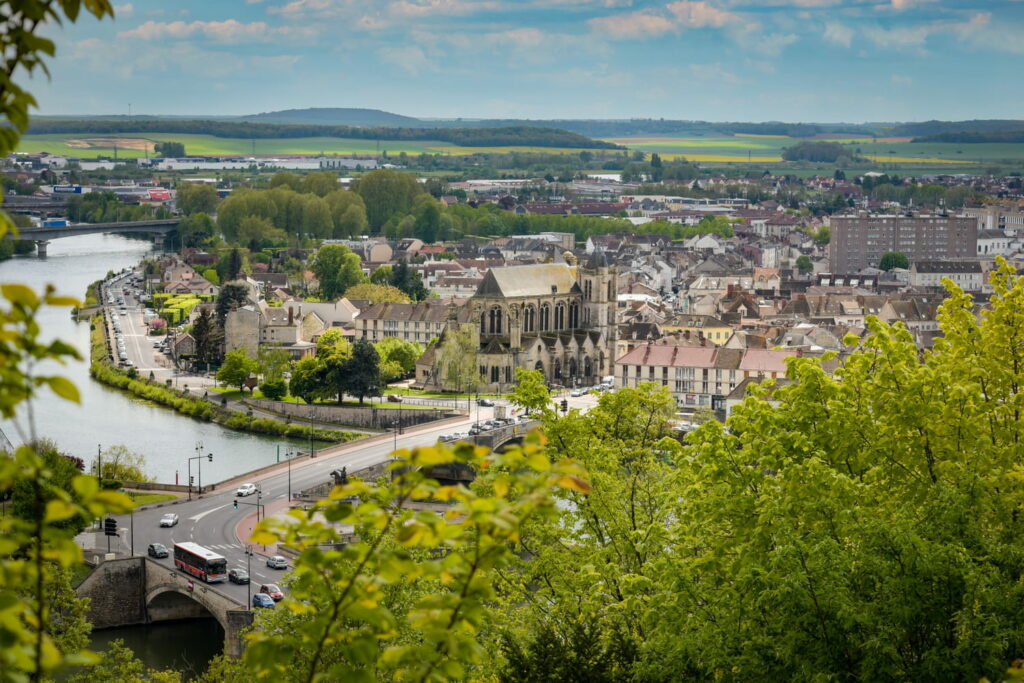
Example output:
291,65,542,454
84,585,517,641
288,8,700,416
154,141,185,157
202,268,220,286
316,329,354,403
370,265,393,285
241,438,588,682
343,283,410,304
218,247,245,282
389,259,428,301
177,212,216,247
352,169,422,231
436,324,480,393
375,337,423,382
300,195,333,239
795,254,813,274
70,638,181,683
813,225,830,245
10,440,93,536
412,194,442,243
176,183,218,216
288,356,326,405
259,378,287,401
879,251,909,271
338,337,382,404
325,189,368,239
310,244,365,300
215,282,250,326
190,308,221,369
216,348,259,392
237,216,285,249
269,171,303,192
507,368,552,415
302,171,339,197
95,445,150,483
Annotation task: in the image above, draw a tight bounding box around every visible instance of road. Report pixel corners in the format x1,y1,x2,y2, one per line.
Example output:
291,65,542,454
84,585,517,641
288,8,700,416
103,388,600,609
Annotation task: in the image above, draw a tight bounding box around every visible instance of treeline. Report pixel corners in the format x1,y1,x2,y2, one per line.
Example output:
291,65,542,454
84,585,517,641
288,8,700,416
913,131,1024,144
781,140,863,163
66,191,168,223
433,118,874,139
27,118,619,150
892,119,1024,138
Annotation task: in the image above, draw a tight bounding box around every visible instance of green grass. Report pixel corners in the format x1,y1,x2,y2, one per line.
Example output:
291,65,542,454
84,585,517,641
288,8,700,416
211,386,453,408
127,492,177,506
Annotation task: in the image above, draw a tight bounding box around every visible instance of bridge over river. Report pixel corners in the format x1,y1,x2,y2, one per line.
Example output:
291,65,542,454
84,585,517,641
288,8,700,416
9,219,181,255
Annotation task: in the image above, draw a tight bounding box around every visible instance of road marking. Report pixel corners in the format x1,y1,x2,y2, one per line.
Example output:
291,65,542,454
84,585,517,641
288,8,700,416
188,505,227,523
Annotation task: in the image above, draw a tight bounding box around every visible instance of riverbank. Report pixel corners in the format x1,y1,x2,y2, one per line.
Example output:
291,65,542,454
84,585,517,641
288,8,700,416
89,316,362,444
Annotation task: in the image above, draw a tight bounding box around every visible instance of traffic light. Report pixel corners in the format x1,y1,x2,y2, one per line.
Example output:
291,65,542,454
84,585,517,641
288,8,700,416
207,453,213,462
233,499,238,510
103,517,117,537
189,476,194,486
561,399,568,413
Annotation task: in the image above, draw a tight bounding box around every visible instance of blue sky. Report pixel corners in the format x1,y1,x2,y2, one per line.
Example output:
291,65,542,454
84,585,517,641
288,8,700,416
30,0,1024,122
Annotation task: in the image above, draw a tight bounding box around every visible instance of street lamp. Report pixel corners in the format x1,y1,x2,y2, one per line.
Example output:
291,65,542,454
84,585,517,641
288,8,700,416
187,443,213,501
246,545,252,610
308,405,316,459
392,419,399,452
285,448,296,502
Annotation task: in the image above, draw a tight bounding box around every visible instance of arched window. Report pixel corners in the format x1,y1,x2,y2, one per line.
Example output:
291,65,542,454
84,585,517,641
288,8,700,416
568,358,577,378
584,357,593,378
607,281,614,301
523,305,535,333
568,301,580,328
480,311,486,335
540,304,550,331
488,306,503,335
555,303,565,330
554,360,562,379
584,280,593,301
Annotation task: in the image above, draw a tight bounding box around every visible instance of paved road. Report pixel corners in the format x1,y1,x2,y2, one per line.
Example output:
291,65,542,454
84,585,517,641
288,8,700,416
102,389,600,609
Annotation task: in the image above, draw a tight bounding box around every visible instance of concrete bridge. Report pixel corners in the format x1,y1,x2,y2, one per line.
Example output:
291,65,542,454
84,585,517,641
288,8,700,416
77,557,254,658
468,419,540,451
10,219,180,255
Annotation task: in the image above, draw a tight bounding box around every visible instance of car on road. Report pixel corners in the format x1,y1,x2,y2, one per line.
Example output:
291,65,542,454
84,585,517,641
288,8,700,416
123,360,134,368
570,388,587,397
252,593,275,609
476,398,494,407
386,394,403,403
266,555,287,569
237,483,257,497
159,513,178,527
228,568,249,584
147,543,169,558
259,583,284,601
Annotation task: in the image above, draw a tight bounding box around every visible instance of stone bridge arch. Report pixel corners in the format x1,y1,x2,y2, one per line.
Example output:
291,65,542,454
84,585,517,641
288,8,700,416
145,582,228,632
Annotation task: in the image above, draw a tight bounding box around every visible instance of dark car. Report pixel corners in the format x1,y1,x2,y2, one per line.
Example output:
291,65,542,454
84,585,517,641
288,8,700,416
147,543,168,559
259,583,284,601
252,593,275,609
228,568,250,584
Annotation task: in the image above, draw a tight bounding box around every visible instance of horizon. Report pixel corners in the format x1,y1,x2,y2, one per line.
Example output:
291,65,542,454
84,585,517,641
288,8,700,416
29,0,1022,122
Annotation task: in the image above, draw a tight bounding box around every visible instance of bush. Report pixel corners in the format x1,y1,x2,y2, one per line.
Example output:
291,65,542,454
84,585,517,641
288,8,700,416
259,378,287,401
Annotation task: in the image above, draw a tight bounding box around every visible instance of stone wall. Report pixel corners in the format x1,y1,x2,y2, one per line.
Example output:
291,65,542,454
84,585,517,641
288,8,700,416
246,398,457,430
76,557,146,629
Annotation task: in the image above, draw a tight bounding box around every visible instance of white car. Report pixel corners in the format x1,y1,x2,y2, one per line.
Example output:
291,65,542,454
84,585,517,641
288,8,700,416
237,483,257,497
159,513,178,527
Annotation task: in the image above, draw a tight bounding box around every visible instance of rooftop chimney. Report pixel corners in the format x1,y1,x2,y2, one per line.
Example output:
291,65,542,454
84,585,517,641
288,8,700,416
288,307,294,325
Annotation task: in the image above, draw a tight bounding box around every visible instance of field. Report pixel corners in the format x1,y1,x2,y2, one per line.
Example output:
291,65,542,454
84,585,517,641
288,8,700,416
604,135,1024,170
17,133,600,159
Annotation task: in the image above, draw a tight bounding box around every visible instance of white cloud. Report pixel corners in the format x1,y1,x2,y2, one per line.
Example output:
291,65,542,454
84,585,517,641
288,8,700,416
118,19,316,43
890,73,912,85
114,3,134,18
823,21,853,47
665,1,738,28
376,45,435,75
751,31,797,56
388,0,498,16
688,62,742,84
588,11,676,39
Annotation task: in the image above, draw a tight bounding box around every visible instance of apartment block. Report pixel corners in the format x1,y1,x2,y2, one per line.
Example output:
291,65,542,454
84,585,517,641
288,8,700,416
829,213,977,272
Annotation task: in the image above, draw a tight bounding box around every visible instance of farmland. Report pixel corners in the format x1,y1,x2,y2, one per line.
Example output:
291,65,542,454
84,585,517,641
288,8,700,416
16,133,602,159
604,134,1024,170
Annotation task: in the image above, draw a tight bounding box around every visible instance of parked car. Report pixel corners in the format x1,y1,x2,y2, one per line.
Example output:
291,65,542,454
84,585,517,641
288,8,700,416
159,513,178,527
386,394,403,403
476,398,494,407
147,543,168,559
237,483,257,497
228,568,249,584
570,388,587,397
252,593,275,609
259,583,284,601
266,555,287,569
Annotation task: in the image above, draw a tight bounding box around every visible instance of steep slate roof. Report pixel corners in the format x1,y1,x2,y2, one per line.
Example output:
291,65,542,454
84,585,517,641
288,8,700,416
474,264,581,298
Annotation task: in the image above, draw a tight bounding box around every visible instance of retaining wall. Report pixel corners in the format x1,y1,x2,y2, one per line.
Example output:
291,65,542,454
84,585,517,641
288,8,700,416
246,398,458,430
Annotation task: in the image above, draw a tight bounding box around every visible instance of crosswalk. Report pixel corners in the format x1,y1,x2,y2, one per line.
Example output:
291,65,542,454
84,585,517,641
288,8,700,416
205,543,241,552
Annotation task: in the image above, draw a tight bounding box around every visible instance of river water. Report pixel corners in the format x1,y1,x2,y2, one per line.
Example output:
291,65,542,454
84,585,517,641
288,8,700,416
0,233,305,484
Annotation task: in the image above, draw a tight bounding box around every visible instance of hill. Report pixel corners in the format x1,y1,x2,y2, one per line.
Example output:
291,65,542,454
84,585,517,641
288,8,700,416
892,119,1024,143
237,107,423,127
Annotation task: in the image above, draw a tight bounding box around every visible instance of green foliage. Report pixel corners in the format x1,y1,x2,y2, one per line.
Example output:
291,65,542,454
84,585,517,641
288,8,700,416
795,254,813,274
258,377,287,401
311,243,365,300
176,183,218,216
342,283,410,304
507,367,551,415
352,169,423,230
388,259,427,301
242,435,589,682
69,638,182,683
215,282,249,325
879,250,909,270
782,140,862,163
95,445,150,483
154,140,185,157
217,348,260,392
375,337,423,382
813,225,830,245
66,191,156,223
340,337,383,403
436,324,480,392
177,212,216,248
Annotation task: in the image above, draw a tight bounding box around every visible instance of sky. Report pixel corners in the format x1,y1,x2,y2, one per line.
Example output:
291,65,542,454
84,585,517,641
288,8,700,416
29,0,1024,122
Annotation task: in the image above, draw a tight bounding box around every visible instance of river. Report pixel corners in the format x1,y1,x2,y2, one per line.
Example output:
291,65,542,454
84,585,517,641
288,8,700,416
0,233,305,484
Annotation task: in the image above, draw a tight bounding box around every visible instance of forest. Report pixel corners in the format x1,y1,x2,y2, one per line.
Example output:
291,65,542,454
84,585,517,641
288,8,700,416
26,119,620,150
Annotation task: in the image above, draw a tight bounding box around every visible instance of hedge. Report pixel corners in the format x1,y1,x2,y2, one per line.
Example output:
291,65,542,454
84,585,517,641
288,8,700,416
89,361,361,445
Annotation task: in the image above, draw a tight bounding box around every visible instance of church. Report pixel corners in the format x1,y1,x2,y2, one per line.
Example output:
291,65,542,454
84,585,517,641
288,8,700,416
421,252,617,392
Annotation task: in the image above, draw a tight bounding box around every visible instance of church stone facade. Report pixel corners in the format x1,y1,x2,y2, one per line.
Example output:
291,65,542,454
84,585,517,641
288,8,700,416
458,254,617,391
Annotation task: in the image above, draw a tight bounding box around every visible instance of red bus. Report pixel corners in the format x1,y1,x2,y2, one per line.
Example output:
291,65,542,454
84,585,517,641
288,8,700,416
173,542,227,583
